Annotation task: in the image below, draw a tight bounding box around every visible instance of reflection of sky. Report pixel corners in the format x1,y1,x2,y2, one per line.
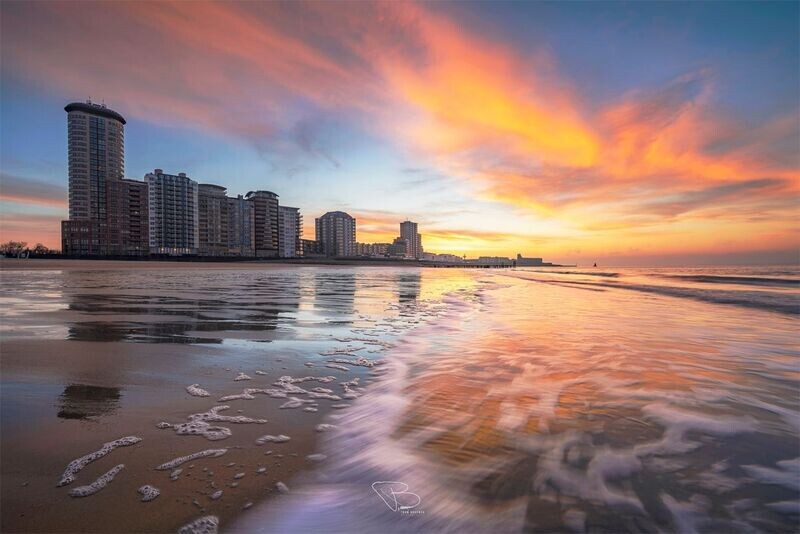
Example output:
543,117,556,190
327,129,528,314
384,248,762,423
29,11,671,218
0,2,797,265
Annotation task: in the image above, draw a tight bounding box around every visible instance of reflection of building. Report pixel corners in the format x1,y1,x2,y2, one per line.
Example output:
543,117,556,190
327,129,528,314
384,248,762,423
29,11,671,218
388,237,408,258
62,101,127,255
279,206,303,258
146,169,199,255
397,272,421,303
198,184,229,256
315,211,356,257
228,195,255,256
246,190,280,257
400,220,422,259
313,271,356,314
57,384,121,420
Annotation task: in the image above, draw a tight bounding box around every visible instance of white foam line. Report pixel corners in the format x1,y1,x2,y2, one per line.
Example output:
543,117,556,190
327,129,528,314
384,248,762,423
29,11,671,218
155,449,227,470
178,515,219,534
57,436,141,487
68,464,124,498
186,384,210,397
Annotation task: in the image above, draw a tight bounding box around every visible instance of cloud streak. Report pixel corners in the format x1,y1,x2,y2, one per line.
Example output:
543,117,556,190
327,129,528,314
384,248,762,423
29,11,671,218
1,1,797,258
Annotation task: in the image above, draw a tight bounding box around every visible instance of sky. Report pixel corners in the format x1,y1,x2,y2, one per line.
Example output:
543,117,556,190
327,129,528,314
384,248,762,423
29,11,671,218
0,1,798,266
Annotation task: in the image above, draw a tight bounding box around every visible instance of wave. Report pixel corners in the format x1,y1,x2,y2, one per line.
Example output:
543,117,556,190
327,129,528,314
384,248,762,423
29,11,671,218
511,276,799,315
656,274,799,288
519,269,620,278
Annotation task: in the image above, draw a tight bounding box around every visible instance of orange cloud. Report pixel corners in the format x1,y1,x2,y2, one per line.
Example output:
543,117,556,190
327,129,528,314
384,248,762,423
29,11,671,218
1,1,797,259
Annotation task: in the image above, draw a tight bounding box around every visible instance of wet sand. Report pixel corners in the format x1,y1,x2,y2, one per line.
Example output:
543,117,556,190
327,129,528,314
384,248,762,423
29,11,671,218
0,262,462,533
1,338,353,532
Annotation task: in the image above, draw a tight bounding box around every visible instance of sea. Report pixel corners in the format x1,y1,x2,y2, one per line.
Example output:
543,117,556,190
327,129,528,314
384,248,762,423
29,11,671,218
0,262,797,533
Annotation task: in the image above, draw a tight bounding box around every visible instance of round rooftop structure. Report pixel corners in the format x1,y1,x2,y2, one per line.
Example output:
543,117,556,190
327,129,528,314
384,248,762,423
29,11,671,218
64,102,126,124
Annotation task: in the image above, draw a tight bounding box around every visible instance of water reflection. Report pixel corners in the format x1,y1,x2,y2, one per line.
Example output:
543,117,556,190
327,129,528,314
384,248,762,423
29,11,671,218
313,272,356,316
57,384,121,420
397,272,421,303
61,269,301,343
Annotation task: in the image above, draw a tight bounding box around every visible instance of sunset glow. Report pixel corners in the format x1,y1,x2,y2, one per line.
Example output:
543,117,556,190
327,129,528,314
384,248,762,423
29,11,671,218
1,1,797,264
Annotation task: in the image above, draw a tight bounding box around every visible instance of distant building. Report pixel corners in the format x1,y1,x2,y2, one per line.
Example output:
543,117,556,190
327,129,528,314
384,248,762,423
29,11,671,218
106,179,149,255
62,100,127,255
301,239,320,257
435,253,464,263
356,242,390,257
61,220,108,256
315,211,356,257
467,256,513,266
227,195,255,256
197,184,229,256
278,206,303,258
516,254,544,266
146,169,199,255
400,220,423,259
245,191,280,257
388,237,409,258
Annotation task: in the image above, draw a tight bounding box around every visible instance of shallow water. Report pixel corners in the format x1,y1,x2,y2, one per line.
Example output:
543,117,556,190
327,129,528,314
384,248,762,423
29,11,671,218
1,262,798,533
234,265,800,533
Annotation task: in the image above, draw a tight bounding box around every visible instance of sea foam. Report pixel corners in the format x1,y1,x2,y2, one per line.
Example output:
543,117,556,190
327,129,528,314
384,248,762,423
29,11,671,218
68,464,124,497
57,436,141,486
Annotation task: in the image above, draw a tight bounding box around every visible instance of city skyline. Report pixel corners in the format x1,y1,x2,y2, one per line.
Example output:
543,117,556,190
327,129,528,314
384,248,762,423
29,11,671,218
1,2,798,266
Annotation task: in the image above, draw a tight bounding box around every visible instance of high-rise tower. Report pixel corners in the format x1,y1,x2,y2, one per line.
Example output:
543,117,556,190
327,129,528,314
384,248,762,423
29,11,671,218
400,220,422,259
315,211,356,257
65,100,125,221
62,100,128,255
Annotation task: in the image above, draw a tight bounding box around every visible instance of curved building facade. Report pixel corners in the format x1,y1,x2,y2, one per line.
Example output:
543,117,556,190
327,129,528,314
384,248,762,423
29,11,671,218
315,211,356,257
65,101,125,221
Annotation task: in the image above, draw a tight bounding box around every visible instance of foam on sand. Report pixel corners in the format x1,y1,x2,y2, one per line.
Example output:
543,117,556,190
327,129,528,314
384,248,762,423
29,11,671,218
276,482,290,494
315,424,336,432
188,405,267,425
163,421,232,441
307,391,341,401
280,397,313,409
186,384,210,397
325,364,350,372
327,357,385,368
178,515,219,534
68,464,124,497
138,484,160,502
219,388,288,401
57,436,141,486
255,434,290,445
234,373,252,381
155,449,227,470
